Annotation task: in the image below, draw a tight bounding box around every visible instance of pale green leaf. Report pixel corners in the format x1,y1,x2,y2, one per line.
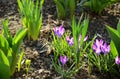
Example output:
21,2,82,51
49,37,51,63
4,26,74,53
18,50,24,72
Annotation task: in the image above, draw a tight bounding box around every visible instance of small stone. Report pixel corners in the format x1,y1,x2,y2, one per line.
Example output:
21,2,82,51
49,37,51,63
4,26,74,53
35,76,40,79
33,51,39,56
44,70,50,74
31,73,35,77
26,47,31,52
27,77,31,79
38,69,44,74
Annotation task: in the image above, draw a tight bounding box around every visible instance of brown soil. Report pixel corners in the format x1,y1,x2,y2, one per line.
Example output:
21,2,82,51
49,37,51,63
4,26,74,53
0,0,120,79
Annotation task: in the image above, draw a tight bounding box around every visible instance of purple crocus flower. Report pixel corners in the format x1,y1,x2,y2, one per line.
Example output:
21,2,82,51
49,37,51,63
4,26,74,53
60,55,68,66
115,56,120,65
79,34,88,42
92,39,103,55
66,36,74,46
53,25,65,37
100,43,110,54
92,39,110,55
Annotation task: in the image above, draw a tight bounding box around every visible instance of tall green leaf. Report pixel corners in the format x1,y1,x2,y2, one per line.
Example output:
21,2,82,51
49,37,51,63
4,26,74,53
106,25,120,55
110,41,118,58
13,28,27,44
69,0,75,19
2,19,13,47
7,48,13,66
54,0,66,19
18,50,24,72
80,17,89,46
0,35,9,55
0,49,10,79
117,20,120,36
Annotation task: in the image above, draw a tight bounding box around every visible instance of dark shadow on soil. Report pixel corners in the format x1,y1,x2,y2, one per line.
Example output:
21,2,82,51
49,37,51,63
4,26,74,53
87,9,119,42
0,2,18,18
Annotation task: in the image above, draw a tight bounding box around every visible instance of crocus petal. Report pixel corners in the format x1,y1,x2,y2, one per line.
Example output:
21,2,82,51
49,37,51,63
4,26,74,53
107,45,110,52
96,39,100,46
92,39,102,55
92,44,101,55
53,25,65,37
95,48,101,55
101,43,110,54
115,56,120,65
59,25,65,35
92,44,97,50
66,36,74,46
99,39,104,45
79,34,88,42
84,36,88,41
66,36,70,42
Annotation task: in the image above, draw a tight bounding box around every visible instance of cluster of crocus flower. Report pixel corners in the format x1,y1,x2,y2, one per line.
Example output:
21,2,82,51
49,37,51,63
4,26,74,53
53,25,89,66
66,35,88,46
60,55,68,66
53,25,88,46
115,56,120,65
92,39,110,55
53,25,68,66
66,36,74,46
53,25,65,38
53,25,88,65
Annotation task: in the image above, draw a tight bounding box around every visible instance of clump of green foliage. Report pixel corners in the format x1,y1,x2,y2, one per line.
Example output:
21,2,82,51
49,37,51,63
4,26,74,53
81,0,120,14
17,0,44,41
0,19,27,79
54,0,76,19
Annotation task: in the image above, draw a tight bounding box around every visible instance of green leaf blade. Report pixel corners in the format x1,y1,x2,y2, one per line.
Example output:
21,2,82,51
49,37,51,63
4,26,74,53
106,25,120,55
0,49,10,79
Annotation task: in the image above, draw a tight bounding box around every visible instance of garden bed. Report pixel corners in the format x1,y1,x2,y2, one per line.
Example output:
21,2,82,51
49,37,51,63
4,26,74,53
0,0,120,79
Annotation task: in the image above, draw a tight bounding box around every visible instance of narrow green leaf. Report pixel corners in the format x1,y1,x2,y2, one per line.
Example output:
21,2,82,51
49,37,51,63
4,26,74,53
40,0,44,10
106,25,120,55
17,0,23,13
12,28,27,56
25,59,31,75
7,48,13,66
80,17,89,46
0,35,9,55
2,19,13,47
117,20,120,36
0,49,10,79
110,41,118,58
18,50,24,72
54,0,66,19
13,28,27,44
69,0,75,19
